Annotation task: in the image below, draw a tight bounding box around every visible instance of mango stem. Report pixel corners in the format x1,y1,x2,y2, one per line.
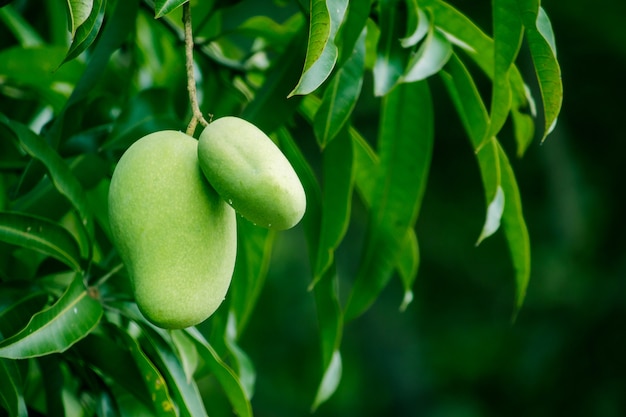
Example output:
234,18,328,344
183,2,209,136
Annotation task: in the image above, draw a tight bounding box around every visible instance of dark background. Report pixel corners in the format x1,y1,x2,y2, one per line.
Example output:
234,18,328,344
240,1,626,416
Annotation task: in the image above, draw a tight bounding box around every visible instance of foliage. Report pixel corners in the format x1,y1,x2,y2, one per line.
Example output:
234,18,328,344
0,0,561,415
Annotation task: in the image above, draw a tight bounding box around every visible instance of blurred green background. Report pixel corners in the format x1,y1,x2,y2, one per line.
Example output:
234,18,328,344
237,1,626,416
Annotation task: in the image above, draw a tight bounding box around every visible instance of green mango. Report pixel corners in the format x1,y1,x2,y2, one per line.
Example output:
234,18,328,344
198,116,306,230
108,130,236,329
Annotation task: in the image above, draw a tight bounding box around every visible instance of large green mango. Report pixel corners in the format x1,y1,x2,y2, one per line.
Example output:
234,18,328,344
198,116,306,230
108,130,236,329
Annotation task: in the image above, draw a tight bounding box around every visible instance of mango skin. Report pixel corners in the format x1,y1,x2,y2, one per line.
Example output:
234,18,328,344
108,131,236,329
198,117,306,230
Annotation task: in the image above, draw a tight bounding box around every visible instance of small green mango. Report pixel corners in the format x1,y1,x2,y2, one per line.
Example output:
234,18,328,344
198,116,306,230
108,130,236,329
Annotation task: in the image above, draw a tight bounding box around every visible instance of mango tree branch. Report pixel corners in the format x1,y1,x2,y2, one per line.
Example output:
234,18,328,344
183,2,209,136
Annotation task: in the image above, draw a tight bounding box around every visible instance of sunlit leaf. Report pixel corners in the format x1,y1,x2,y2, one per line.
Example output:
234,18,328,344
0,358,27,417
0,274,102,359
66,0,93,35
170,329,199,384
0,212,82,272
154,0,187,18
518,2,562,140
400,1,429,48
403,26,452,82
483,0,523,146
140,327,208,417
289,0,349,96
314,27,366,148
311,349,341,411
185,327,253,417
345,80,433,320
63,0,106,64
373,0,409,96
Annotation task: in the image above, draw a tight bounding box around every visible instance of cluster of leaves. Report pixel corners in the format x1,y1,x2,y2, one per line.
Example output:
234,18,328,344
0,0,561,415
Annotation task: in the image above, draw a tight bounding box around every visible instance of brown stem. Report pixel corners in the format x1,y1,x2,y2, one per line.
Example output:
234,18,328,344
183,2,209,136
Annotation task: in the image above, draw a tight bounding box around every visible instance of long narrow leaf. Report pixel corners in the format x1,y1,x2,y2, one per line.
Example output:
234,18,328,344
229,219,276,336
518,2,562,140
314,27,366,148
484,0,523,145
185,328,253,417
403,26,452,82
4,117,93,260
312,127,355,287
373,0,409,96
0,212,82,272
290,0,349,96
0,291,49,340
277,127,344,409
66,0,94,35
63,0,106,64
154,0,187,18
345,80,433,321
0,358,27,417
140,327,208,417
0,274,102,359
498,143,531,317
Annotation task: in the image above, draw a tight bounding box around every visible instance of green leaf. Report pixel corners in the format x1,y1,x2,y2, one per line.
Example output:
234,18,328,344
6,118,93,259
277,126,345,409
0,46,84,111
312,127,354,286
373,0,409,96
497,142,530,317
313,27,366,148
0,358,27,417
140,328,208,417
154,0,187,18
518,2,562,140
400,1,429,48
115,329,178,416
311,349,341,411
185,327,253,417
73,331,169,414
345,80,433,321
441,55,530,312
289,0,349,96
403,26,452,82
46,0,139,148
0,291,49,340
483,0,523,146
223,313,256,400
170,330,199,384
0,212,82,272
242,24,307,134
66,0,93,35
0,273,102,359
101,88,183,151
334,0,370,66
229,218,275,335
0,5,45,47
63,0,106,65
397,229,419,311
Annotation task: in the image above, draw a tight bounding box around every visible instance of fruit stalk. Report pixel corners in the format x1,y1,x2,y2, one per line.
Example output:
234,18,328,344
183,2,209,136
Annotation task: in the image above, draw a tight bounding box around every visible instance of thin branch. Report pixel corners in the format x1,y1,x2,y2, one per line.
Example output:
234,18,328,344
183,2,209,136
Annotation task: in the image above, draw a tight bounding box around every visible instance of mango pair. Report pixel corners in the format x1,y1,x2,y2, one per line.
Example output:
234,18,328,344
108,117,306,329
